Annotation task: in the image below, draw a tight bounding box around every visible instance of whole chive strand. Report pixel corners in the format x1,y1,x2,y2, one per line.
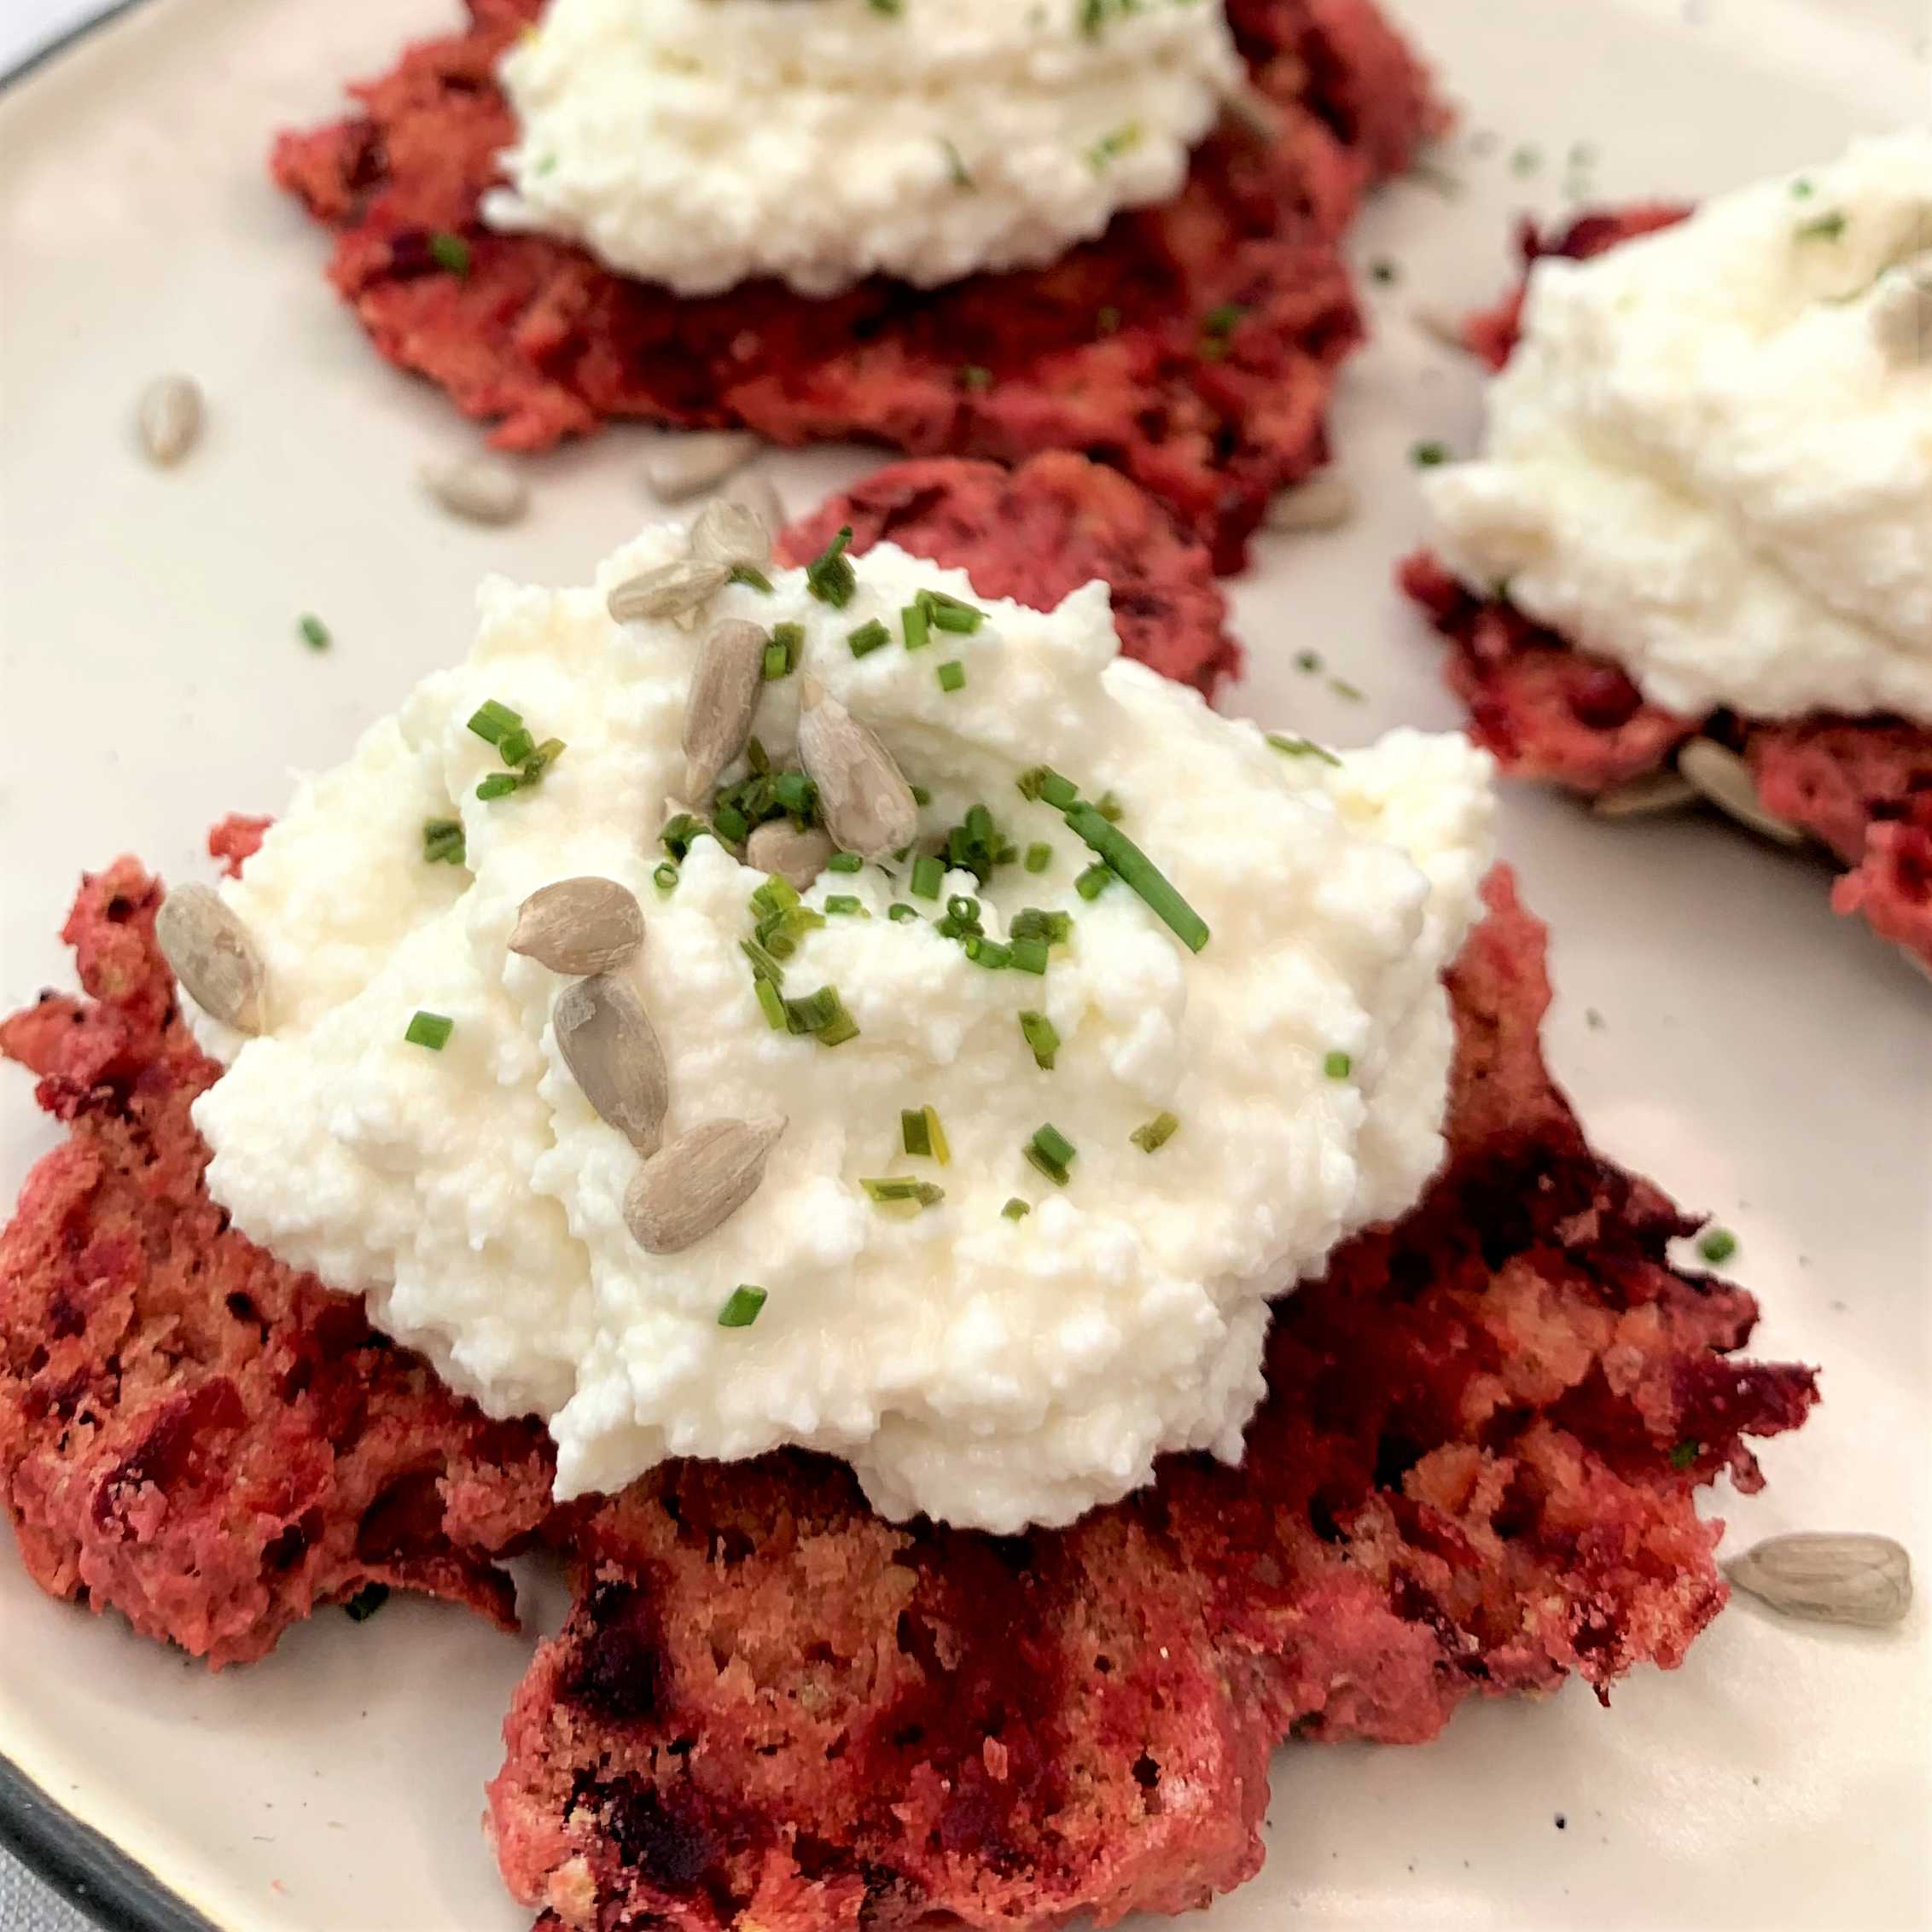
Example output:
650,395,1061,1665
1063,806,1208,952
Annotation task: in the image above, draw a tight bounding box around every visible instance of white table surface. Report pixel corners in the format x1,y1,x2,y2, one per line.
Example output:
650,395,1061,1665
0,0,1922,1928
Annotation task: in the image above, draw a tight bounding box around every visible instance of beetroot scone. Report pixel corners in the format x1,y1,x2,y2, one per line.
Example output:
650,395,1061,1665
777,453,1237,696
485,871,1817,1932
270,0,1446,572
1403,132,1932,973
0,844,557,1668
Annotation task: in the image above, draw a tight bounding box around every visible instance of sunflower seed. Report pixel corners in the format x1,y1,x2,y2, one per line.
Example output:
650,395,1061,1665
690,493,773,570
684,620,769,801
796,679,919,862
746,821,835,892
1870,267,1932,366
421,455,528,526
1677,737,1804,846
1411,304,1472,353
719,472,786,546
608,558,732,625
1264,471,1359,533
155,883,266,1033
1724,1533,1912,1628
1592,769,1698,818
553,975,668,1155
137,375,203,467
643,430,761,503
624,1114,786,1254
509,877,645,976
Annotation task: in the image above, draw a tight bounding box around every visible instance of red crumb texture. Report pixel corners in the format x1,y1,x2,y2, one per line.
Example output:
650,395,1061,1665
207,813,271,880
269,0,1444,573
777,454,1237,696
0,860,556,1667
1405,206,1932,975
487,871,1817,1932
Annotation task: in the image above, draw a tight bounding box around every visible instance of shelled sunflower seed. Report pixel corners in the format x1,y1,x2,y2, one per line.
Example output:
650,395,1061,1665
1677,738,1804,846
1870,266,1932,366
643,430,761,503
608,557,732,624
1592,769,1698,818
747,820,836,891
625,1115,787,1253
155,884,266,1033
1724,1533,1912,1628
554,974,669,1154
796,679,919,861
1264,471,1359,532
1410,303,1471,353
691,495,773,570
684,620,770,802
421,456,528,526
509,877,644,975
137,375,204,467
720,471,786,547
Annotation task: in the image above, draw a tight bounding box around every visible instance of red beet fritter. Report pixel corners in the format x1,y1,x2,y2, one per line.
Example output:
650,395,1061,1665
0,855,556,1668
1403,210,1932,974
486,871,1817,1932
271,0,1444,573
777,453,1237,696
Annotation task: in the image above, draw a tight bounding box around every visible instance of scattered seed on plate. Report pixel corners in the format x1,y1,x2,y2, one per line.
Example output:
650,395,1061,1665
643,430,760,503
509,877,645,976
1410,303,1471,353
136,375,203,467
1591,770,1697,818
720,471,786,547
155,884,266,1034
1264,472,1358,533
690,493,774,570
1677,738,1804,846
1724,1532,1912,1628
421,455,528,526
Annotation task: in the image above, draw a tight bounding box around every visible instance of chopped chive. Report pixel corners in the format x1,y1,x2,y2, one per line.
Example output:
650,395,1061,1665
847,618,892,659
920,1104,950,1165
860,1177,945,1209
1328,678,1365,703
1667,1440,1699,1471
718,1284,768,1328
902,601,931,651
1024,842,1053,873
1025,1123,1076,1186
405,1010,454,1050
911,785,932,806
475,772,521,800
728,564,774,593
941,137,974,188
745,736,771,777
754,975,786,1029
960,365,992,391
786,985,858,1046
936,660,965,693
963,935,1012,969
1266,732,1341,766
298,613,331,652
1132,1112,1179,1153
660,812,707,859
1074,862,1114,900
653,859,679,894
806,525,858,608
1294,649,1323,673
910,854,946,899
1370,258,1400,285
1795,211,1846,242
422,818,466,865
1018,1010,1060,1070
714,800,750,843
1093,791,1124,823
497,724,537,768
824,894,864,917
741,935,786,985
763,641,790,680
467,699,523,746
922,591,986,635
901,1108,932,1158
1097,304,1121,334
428,230,472,275
1697,1227,1737,1266
1324,1050,1352,1079
1411,440,1450,468
765,620,805,680
1009,937,1049,975
828,852,864,874
1010,908,1071,946
1789,177,1814,199
1062,806,1208,953
343,1583,390,1622
887,903,919,922
1002,1197,1031,1221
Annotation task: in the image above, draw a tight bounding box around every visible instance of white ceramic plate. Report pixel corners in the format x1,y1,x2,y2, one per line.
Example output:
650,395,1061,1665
1,1,1928,1928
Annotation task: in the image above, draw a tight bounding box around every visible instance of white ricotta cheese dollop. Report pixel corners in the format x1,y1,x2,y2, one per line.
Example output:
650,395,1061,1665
1423,127,1932,724
483,0,1242,297
189,533,1493,1533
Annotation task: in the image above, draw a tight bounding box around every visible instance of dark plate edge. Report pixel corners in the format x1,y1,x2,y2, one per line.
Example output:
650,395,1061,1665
3,11,226,1932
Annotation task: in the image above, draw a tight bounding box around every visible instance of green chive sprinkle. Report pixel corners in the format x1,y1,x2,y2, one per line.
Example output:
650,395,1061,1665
475,773,521,801
1097,304,1121,335
1266,733,1341,766
887,903,919,922
765,621,805,679
660,812,707,859
786,985,858,1046
428,230,472,275
729,564,774,594
848,618,892,659
405,1010,454,1050
467,699,523,746
941,137,974,189
1789,177,1814,199
1074,862,1114,901
1009,938,1049,975
805,526,858,608
1329,678,1365,704
828,852,864,874
902,601,932,651
1010,909,1071,946
1411,440,1450,468
904,1103,951,1164
422,818,466,865
1667,1440,1699,1471
1024,842,1053,873
911,785,932,806
1697,1228,1737,1266
922,591,986,634
497,724,537,768
298,613,331,652
754,975,786,1030
1063,805,1209,953
937,660,965,693
1043,771,1080,809
910,854,946,900
718,1284,768,1328
1025,1123,1076,1186
963,934,1012,970
961,365,992,391
1018,1010,1060,1070
860,1177,945,1209
824,894,864,917
1132,1112,1179,1153
1324,1050,1352,1079
343,1583,390,1622
654,860,679,895
1002,1197,1031,1221
1295,649,1323,674
1795,211,1847,242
